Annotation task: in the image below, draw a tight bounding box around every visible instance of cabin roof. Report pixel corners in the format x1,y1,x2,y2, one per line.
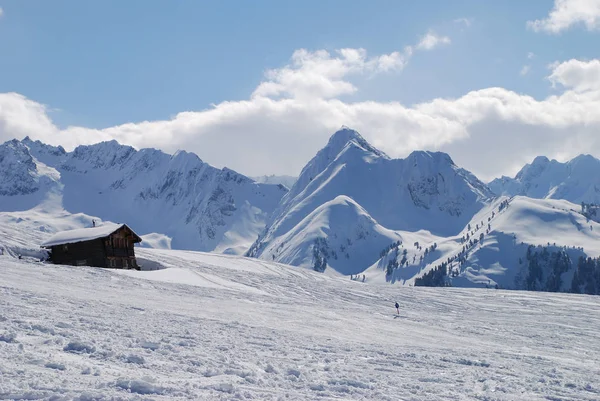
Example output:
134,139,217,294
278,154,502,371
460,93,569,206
41,223,142,248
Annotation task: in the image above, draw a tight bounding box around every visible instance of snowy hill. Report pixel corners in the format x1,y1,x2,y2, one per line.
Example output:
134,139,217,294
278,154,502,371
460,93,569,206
248,127,492,274
489,154,600,204
258,195,404,275
0,138,287,254
1,243,599,399
370,195,600,293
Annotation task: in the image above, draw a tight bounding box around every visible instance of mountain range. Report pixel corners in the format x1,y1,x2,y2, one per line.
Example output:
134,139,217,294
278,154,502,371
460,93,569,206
489,154,600,204
0,137,287,254
2,128,600,293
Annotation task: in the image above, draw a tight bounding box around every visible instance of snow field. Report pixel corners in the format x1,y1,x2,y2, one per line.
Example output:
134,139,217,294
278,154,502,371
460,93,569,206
1,248,599,400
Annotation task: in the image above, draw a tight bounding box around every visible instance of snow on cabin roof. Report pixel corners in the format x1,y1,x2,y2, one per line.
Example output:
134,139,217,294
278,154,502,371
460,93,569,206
41,223,141,247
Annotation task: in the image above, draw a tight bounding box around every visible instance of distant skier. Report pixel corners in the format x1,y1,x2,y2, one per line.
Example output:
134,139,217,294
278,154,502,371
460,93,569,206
395,302,400,315
92,219,96,227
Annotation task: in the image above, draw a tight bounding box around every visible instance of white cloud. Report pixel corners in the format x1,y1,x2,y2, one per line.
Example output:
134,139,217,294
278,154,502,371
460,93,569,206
416,31,451,50
520,65,531,76
453,18,473,27
0,7,4,18
548,59,600,91
251,48,411,100
528,0,600,33
2,48,600,182
527,52,536,60
0,93,57,140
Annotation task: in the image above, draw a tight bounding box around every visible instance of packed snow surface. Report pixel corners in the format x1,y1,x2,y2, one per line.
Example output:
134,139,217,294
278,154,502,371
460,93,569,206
1,249,599,400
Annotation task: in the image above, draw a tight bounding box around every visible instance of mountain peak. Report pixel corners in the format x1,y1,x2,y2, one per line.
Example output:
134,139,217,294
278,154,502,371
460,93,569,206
407,150,455,167
0,139,40,197
569,154,599,167
491,153,600,203
531,155,550,165
327,126,362,147
20,136,67,161
288,128,387,197
172,149,203,164
514,155,551,181
326,127,387,159
1,138,31,157
3,138,24,148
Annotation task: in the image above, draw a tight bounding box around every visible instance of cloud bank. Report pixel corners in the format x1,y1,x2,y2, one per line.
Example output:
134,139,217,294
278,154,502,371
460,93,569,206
0,37,599,182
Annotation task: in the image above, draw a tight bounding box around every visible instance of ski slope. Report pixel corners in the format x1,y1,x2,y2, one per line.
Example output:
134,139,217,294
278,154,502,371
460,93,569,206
1,249,599,400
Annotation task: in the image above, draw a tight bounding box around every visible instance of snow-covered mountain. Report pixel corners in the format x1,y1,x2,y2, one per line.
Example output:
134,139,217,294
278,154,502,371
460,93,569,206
248,127,493,274
0,137,287,253
4,130,600,293
489,154,600,204
370,195,600,292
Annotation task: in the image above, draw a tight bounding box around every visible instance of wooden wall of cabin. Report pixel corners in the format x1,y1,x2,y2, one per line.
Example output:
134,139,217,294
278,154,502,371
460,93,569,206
47,226,140,269
104,230,136,258
49,238,108,267
104,227,139,269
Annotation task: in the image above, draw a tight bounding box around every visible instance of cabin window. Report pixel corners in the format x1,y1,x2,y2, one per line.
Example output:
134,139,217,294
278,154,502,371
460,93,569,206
109,259,116,268
123,259,128,268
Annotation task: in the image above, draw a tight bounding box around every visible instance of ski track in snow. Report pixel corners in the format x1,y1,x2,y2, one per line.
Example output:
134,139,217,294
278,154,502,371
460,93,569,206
1,249,599,400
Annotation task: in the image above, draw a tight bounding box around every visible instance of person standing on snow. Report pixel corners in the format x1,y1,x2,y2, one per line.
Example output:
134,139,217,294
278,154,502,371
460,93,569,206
395,302,400,315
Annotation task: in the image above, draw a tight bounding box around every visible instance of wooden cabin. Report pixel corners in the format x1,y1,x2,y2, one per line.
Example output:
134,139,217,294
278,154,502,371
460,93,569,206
41,223,142,269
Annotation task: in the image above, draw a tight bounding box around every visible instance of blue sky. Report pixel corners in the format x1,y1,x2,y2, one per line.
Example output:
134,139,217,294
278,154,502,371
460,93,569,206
0,0,590,127
0,0,599,179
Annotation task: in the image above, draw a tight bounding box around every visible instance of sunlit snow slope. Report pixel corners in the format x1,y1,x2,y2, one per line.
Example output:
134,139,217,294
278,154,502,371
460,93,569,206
1,246,599,400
